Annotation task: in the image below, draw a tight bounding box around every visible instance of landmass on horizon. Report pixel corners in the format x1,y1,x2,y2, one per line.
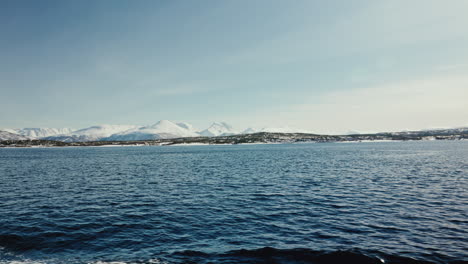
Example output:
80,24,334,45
1,119,467,142
1,120,466,147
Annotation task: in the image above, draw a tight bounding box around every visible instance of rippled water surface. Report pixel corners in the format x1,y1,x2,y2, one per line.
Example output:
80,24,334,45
0,141,467,264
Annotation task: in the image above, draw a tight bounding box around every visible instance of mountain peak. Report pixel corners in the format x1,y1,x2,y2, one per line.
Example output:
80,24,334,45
149,120,178,128
242,128,258,134
200,122,237,137
157,119,173,125
124,120,199,139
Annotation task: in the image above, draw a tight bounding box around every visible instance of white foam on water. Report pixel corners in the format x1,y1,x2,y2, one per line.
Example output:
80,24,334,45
148,259,170,264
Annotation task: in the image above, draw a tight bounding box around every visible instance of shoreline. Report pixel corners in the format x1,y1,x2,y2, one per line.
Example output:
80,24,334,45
1,138,466,149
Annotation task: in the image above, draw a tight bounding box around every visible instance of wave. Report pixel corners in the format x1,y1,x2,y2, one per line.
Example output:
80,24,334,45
1,236,466,264
169,247,461,264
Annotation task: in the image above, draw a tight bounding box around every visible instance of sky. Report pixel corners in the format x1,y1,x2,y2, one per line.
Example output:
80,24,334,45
1,0,467,134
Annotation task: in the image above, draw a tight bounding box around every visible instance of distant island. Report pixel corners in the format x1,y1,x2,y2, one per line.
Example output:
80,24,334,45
1,128,466,148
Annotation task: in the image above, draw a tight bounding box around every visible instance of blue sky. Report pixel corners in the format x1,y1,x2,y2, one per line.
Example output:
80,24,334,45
1,0,467,133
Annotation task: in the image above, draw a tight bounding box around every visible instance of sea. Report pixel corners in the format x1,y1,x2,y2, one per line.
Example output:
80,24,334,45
0,141,467,264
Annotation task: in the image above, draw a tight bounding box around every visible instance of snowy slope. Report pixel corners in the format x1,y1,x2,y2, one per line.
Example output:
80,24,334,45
241,128,259,134
129,120,199,137
43,125,141,142
199,122,239,137
259,127,313,134
73,125,138,136
4,121,321,142
104,120,199,141
241,127,313,134
5,128,74,138
176,122,199,133
0,131,30,141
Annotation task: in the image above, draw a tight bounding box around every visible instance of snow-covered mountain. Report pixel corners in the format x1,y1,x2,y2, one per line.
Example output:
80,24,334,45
5,128,74,138
242,128,258,134
199,122,239,137
0,131,30,141
1,120,322,142
343,130,362,135
104,120,199,141
242,127,313,134
73,125,139,138
44,125,140,142
261,127,313,133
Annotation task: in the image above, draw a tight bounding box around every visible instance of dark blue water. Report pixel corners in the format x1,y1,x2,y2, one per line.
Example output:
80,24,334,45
0,141,467,264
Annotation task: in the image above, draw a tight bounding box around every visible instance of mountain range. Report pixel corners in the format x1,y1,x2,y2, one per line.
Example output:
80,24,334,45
3,128,74,138
1,121,467,142
0,120,311,142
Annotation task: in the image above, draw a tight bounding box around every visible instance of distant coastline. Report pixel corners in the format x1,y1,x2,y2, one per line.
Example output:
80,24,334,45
1,130,467,148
